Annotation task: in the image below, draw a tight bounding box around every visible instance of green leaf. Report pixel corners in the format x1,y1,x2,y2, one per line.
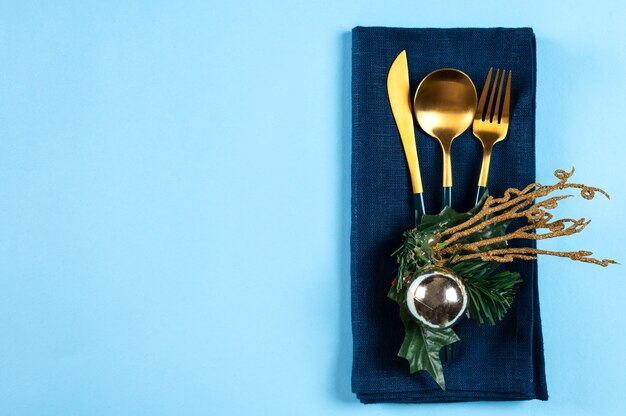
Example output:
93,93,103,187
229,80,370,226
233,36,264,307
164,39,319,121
419,207,471,232
388,284,459,390
398,321,459,390
387,283,403,304
418,192,488,233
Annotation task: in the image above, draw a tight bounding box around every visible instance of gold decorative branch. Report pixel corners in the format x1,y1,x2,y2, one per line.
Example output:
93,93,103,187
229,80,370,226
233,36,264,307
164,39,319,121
434,168,616,267
453,248,614,267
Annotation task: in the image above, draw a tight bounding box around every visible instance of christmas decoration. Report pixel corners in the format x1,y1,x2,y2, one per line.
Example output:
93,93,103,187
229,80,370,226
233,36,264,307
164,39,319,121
389,168,616,390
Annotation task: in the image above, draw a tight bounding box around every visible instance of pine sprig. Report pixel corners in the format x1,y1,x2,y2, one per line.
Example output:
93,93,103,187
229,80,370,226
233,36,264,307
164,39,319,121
450,260,521,325
391,229,435,290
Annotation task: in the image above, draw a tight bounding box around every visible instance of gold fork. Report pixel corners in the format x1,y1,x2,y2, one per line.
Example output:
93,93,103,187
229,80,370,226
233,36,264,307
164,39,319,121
473,68,512,203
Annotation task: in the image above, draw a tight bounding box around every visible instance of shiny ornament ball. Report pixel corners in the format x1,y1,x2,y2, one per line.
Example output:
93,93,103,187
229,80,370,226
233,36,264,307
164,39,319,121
405,266,468,329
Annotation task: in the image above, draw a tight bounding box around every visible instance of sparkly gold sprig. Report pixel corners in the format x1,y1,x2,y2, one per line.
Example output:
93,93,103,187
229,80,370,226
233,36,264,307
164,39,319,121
434,168,616,267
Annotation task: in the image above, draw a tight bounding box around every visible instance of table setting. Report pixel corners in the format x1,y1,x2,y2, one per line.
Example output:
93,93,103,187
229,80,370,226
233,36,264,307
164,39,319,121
4,2,626,414
350,27,615,404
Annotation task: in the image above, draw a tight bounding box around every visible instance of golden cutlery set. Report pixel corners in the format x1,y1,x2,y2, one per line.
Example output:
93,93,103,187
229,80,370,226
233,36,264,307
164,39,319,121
387,50,512,224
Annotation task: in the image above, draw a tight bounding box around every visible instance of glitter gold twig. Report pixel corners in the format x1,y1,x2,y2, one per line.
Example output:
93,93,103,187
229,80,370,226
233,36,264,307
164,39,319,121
453,248,615,267
434,168,616,267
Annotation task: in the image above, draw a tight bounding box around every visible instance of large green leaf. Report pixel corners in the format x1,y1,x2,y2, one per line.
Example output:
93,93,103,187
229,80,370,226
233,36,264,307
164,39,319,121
398,322,459,390
419,206,471,233
388,285,459,390
418,192,488,233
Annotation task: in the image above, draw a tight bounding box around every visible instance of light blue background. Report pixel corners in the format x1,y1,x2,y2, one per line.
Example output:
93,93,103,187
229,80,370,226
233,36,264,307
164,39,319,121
0,1,624,415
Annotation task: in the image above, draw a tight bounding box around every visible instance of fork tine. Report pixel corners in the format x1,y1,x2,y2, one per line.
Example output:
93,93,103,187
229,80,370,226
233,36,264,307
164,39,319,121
501,70,512,123
486,69,501,122
493,69,505,122
475,67,493,121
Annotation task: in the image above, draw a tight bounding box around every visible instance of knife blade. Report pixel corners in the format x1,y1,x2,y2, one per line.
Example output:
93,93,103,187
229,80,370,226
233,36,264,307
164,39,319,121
387,50,426,225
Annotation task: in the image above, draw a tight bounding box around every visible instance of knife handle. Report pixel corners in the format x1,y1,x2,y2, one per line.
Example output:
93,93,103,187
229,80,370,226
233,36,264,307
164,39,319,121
413,193,426,227
442,186,452,208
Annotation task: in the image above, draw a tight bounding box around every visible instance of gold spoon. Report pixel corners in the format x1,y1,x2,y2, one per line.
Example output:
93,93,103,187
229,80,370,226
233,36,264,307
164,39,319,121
413,69,477,208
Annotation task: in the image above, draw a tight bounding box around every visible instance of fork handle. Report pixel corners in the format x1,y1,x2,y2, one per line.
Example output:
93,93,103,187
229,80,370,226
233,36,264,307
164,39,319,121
476,145,494,205
478,146,493,188
475,186,488,205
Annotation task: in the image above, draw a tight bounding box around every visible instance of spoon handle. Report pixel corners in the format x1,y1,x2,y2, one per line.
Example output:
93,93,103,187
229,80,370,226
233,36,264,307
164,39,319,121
442,187,452,208
442,143,452,208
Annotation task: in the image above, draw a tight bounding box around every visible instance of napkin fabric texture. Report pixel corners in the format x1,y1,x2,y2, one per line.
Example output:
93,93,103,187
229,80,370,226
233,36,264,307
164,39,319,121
350,27,548,403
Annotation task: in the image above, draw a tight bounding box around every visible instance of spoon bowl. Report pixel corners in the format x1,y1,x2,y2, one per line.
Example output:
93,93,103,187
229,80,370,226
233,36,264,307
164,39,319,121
413,69,477,206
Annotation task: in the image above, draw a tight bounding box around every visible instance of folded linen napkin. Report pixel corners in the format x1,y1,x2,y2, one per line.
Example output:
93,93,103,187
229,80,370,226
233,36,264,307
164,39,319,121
350,27,548,403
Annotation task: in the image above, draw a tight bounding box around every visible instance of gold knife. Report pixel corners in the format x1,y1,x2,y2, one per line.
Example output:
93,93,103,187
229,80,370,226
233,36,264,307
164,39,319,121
387,50,426,225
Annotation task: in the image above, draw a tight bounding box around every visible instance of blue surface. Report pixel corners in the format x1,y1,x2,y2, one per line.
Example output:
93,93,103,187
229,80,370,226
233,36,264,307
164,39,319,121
0,1,624,415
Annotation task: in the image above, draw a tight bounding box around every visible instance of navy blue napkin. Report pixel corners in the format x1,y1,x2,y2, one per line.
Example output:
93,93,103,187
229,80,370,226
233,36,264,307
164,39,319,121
350,27,548,403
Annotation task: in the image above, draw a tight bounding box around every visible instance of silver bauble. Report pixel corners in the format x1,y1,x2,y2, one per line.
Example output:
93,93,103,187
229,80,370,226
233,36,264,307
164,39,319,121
405,266,468,329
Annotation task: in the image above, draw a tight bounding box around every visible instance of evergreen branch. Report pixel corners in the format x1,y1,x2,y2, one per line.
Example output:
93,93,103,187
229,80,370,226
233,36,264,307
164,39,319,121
451,259,521,325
